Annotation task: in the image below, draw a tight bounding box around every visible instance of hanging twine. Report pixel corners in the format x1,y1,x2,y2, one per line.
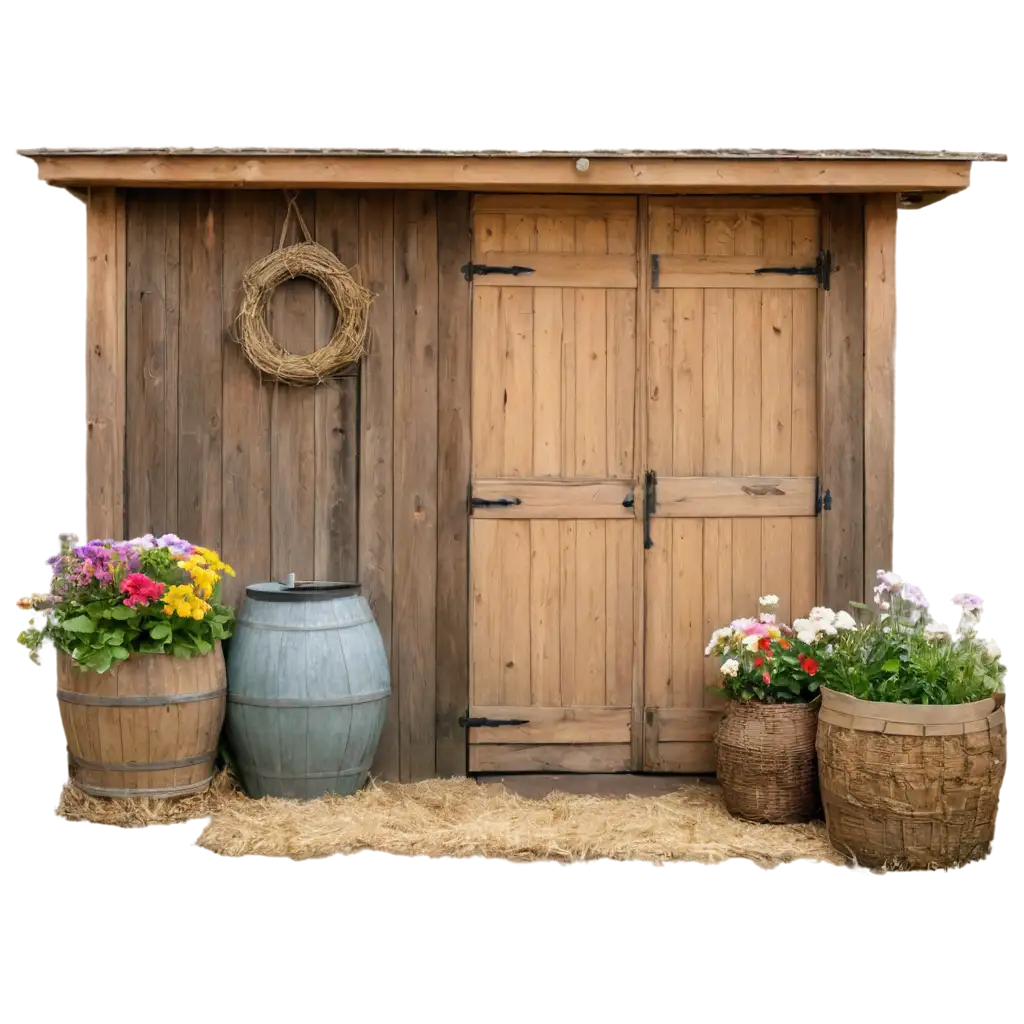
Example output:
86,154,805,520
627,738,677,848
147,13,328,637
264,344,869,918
236,192,372,386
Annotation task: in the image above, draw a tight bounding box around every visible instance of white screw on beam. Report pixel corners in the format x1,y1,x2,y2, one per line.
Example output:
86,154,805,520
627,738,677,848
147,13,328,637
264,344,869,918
575,157,590,172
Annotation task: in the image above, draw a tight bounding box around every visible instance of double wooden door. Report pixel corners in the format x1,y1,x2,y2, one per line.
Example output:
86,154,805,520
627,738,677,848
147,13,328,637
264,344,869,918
468,195,821,773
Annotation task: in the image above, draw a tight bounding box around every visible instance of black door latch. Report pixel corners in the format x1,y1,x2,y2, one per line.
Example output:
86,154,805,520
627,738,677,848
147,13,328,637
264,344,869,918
755,250,832,291
461,264,535,282
458,715,529,728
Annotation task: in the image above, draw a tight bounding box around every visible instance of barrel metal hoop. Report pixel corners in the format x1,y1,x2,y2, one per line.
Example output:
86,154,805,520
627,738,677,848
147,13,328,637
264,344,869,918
57,687,227,707
69,776,215,799
235,618,375,632
239,763,371,780
68,750,217,773
227,689,390,708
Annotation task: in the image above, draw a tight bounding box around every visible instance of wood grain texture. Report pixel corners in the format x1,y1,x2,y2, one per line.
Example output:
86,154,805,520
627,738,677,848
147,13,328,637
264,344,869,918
31,153,974,194
313,191,361,583
177,191,223,548
358,193,397,779
59,645,225,798
393,191,439,781
435,191,472,777
468,706,631,743
471,478,634,517
469,743,631,773
864,195,897,595
820,197,866,609
221,192,275,605
654,476,817,517
85,188,126,539
126,190,179,537
269,191,317,581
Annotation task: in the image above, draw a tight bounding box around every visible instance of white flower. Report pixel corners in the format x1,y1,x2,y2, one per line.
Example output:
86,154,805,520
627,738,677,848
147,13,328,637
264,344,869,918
720,659,740,678
834,610,857,630
924,623,950,641
797,629,819,644
742,634,762,652
809,607,837,625
876,571,904,591
758,594,780,607
985,639,1002,660
793,618,814,634
758,612,777,624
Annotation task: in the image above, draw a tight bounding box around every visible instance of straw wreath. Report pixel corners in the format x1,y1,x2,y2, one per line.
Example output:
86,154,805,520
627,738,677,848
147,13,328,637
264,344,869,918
237,194,372,385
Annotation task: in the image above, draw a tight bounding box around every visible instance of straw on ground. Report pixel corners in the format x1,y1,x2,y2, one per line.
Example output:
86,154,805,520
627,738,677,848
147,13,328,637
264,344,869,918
58,771,843,867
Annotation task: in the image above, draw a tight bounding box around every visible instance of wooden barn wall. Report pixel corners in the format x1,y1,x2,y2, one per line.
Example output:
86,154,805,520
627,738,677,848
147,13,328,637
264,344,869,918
119,188,471,782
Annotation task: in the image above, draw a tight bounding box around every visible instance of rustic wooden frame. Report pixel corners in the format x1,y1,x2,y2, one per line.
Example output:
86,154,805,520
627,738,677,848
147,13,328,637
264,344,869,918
60,163,936,779
28,153,979,198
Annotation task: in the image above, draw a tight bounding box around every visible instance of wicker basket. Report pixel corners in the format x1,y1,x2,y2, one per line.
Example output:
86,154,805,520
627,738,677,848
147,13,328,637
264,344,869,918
817,687,1007,869
715,698,821,823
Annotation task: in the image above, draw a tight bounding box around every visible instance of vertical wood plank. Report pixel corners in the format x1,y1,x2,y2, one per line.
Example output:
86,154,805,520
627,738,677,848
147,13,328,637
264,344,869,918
358,192,396,779
85,188,126,540
126,191,179,538
177,191,223,549
393,191,439,782
500,521,532,705
530,520,561,705
671,520,705,708
702,215,733,476
558,520,577,704
793,210,820,614
820,197,866,609
269,192,317,581
470,519,502,705
221,192,275,605
313,191,361,582
632,196,649,770
435,191,472,777
501,287,534,476
702,518,732,704
647,202,674,472
864,195,897,593
729,214,764,630
573,521,606,704
604,518,634,707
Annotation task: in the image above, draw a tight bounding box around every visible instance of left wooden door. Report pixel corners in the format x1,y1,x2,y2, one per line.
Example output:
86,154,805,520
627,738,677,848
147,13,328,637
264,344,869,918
467,195,640,772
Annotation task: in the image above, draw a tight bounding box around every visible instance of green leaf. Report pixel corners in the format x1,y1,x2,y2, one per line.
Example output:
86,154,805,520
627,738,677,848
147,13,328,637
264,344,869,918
882,659,901,674
171,644,192,658
62,615,96,634
740,689,754,700
105,629,126,646
149,622,172,640
193,638,212,655
110,646,130,661
138,640,169,653
106,605,137,620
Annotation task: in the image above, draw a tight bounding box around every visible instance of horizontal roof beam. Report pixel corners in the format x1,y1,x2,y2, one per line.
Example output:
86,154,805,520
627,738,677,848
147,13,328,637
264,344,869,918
24,154,973,196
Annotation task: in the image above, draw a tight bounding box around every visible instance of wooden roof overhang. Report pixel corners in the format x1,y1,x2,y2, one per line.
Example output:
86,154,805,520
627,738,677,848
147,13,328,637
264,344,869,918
19,148,1007,209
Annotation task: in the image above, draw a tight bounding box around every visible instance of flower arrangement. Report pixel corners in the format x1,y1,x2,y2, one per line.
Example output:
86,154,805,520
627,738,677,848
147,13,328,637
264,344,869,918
17,532,235,673
704,595,852,703
818,571,1005,705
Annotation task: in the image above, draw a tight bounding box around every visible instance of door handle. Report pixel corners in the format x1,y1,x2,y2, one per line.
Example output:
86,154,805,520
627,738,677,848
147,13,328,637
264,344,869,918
643,470,657,549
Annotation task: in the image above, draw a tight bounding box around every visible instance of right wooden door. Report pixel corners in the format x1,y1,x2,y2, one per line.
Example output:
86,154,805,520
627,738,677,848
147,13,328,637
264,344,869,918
642,198,822,772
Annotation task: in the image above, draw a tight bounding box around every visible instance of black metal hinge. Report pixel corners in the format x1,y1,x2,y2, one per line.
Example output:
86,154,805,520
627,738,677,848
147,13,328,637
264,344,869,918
815,477,833,514
461,263,535,282
470,495,522,509
643,469,657,549
755,249,832,291
458,714,529,728
651,253,660,290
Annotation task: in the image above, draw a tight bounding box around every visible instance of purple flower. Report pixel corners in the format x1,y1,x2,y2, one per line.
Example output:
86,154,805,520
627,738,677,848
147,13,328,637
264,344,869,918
156,533,193,557
901,583,929,609
952,593,983,611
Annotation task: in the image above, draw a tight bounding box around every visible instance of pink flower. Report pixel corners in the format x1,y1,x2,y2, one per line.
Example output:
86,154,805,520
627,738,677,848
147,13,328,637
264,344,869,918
120,573,166,609
762,672,771,685
952,593,983,611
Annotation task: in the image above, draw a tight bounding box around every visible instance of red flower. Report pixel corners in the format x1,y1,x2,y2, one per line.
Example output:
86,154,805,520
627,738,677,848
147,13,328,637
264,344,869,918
120,573,166,609
762,672,771,685
757,637,772,652
801,657,819,676
753,656,764,668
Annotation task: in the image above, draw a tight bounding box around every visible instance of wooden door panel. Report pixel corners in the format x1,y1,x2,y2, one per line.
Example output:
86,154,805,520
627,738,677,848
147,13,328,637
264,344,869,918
643,200,821,772
469,196,640,772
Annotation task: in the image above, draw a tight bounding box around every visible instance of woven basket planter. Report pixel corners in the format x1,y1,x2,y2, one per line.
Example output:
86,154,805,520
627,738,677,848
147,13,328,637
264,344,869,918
715,698,821,823
816,687,1007,869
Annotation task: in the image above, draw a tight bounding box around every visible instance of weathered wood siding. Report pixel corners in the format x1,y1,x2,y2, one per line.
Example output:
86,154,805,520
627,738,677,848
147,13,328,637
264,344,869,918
121,189,471,781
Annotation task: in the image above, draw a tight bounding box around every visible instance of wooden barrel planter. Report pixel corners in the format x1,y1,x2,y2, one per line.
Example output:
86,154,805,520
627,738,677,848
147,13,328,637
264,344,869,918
817,687,1007,869
57,644,226,798
224,582,390,800
715,698,821,823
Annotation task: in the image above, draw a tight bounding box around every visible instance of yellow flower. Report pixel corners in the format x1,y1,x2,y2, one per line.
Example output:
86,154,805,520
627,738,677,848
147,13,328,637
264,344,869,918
177,555,221,599
192,545,235,578
162,583,211,620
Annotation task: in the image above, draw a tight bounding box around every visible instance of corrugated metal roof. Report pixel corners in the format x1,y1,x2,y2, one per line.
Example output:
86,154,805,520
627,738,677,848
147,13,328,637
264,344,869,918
17,147,1008,161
